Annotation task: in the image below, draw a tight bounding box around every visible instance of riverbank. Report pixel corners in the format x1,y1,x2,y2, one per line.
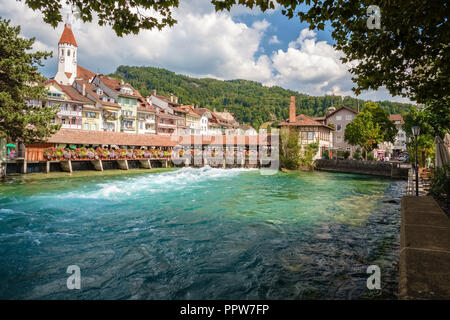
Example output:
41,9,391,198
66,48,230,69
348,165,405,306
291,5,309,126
400,196,450,299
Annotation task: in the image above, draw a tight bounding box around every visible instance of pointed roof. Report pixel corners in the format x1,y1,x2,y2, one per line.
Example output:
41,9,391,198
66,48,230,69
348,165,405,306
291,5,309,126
279,113,334,130
77,65,96,81
58,23,78,47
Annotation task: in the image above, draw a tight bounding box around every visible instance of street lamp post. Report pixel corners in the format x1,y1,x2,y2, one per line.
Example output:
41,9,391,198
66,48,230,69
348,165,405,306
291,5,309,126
412,126,420,196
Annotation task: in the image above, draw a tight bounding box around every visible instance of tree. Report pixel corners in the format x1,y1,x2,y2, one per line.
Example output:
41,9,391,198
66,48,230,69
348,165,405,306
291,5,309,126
0,17,60,145
279,127,301,170
361,102,397,144
403,105,437,166
344,111,383,160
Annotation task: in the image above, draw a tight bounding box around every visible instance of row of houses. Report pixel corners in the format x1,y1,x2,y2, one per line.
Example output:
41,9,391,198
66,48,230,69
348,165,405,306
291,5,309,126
38,23,257,137
24,23,406,163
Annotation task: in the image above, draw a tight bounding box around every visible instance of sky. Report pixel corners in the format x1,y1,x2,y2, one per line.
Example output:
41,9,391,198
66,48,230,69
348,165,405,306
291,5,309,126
0,0,409,103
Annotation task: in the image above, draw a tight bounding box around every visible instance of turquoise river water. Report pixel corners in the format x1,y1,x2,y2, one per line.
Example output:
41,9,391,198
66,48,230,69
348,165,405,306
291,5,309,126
0,167,406,299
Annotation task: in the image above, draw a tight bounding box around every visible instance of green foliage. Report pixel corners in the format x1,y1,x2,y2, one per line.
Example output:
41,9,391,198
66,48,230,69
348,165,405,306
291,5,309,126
323,149,330,159
367,153,375,161
337,150,350,159
111,66,412,130
353,148,362,160
403,105,437,166
300,142,319,169
361,102,397,144
280,127,301,170
22,0,178,36
0,17,60,144
344,111,383,160
428,165,450,209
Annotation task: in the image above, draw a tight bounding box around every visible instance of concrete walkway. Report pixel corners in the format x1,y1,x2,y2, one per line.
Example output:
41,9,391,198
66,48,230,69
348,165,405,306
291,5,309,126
400,196,450,299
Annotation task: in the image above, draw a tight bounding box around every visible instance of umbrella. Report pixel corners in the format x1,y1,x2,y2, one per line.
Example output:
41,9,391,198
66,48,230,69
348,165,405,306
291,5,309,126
6,143,16,154
435,134,450,168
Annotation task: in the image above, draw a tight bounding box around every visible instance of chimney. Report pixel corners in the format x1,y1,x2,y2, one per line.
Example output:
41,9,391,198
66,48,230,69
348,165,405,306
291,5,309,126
289,96,296,123
175,96,178,104
152,89,156,96
170,93,174,102
82,84,86,96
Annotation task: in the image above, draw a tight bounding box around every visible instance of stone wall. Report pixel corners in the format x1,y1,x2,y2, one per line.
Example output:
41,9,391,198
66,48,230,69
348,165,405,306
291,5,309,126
315,159,409,179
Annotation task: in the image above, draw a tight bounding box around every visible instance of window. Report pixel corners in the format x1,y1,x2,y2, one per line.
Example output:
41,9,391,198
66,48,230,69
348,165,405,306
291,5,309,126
337,124,342,131
302,131,307,139
61,49,64,56
336,115,342,121
72,105,77,112
84,123,89,130
110,98,115,103
86,112,96,118
92,124,97,131
71,118,77,125
67,50,70,56
308,132,314,140
102,97,108,102
96,89,103,95
346,115,353,120
139,122,143,129
61,118,66,124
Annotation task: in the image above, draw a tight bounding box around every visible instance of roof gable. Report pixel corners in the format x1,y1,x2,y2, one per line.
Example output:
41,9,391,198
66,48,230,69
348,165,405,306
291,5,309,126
58,24,78,47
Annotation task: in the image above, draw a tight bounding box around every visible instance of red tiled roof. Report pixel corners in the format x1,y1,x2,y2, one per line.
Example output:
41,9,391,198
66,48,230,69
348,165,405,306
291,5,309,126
77,65,96,81
279,114,333,130
58,24,78,47
59,84,94,104
325,106,358,118
45,79,93,104
74,79,120,108
390,114,405,124
98,75,139,98
47,129,177,147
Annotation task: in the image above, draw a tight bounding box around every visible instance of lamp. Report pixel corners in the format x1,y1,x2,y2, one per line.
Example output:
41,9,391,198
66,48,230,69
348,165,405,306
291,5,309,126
412,126,420,196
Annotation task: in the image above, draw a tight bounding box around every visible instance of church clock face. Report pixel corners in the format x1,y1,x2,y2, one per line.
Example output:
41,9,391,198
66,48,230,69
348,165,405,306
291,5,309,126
59,56,65,63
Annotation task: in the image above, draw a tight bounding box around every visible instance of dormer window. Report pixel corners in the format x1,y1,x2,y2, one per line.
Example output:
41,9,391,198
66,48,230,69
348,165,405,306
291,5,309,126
96,88,103,95
102,97,108,102
120,87,133,95
110,98,115,103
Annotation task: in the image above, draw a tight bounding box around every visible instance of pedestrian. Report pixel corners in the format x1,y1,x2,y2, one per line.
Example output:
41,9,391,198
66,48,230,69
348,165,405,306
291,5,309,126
426,156,431,169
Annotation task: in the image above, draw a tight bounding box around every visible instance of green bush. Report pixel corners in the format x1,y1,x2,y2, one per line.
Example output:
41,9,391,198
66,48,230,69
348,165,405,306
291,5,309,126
428,164,450,209
367,153,375,161
353,148,362,160
323,149,330,159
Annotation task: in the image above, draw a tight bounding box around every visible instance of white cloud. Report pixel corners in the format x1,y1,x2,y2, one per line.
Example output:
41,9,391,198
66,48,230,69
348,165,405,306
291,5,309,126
268,35,280,44
0,1,407,102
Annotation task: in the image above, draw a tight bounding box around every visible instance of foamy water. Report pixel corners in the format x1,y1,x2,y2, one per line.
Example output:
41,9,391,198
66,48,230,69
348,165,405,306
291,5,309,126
0,169,405,299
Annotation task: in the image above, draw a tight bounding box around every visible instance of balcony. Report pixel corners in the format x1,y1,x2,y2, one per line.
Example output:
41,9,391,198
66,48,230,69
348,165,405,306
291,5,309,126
59,109,80,117
158,122,176,128
145,119,156,124
61,124,82,129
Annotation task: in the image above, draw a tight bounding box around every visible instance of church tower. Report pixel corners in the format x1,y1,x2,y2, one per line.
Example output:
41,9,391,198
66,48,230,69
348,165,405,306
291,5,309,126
54,23,78,85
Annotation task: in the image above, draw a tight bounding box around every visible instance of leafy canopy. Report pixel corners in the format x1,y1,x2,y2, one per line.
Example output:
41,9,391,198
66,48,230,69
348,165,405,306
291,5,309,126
0,17,60,144
344,110,383,159
361,102,397,144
